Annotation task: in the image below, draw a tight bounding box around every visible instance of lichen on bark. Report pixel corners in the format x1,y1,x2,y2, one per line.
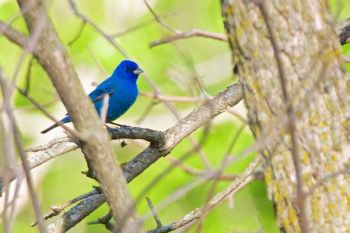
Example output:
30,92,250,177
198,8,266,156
222,0,350,232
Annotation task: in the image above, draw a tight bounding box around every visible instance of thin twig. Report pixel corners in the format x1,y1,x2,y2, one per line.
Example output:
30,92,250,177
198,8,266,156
140,92,206,103
167,157,242,181
0,20,27,48
16,87,82,139
45,83,243,232
143,0,179,33
147,155,262,233
143,0,221,168
305,168,350,197
150,29,227,48
146,197,163,229
68,20,86,46
134,122,211,206
67,0,127,56
24,57,34,95
111,13,176,38
196,123,245,232
135,99,160,124
227,109,248,124
100,94,110,124
88,210,114,231
0,70,48,233
32,188,101,226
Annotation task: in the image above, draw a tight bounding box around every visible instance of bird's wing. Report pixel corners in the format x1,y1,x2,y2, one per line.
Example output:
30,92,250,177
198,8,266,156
88,86,115,103
62,86,115,116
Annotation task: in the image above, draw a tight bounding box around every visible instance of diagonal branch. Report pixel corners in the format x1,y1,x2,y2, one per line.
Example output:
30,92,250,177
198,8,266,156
149,29,227,48
147,155,262,233
46,82,243,232
0,69,47,233
0,83,243,232
112,83,243,181
0,20,27,47
143,0,227,48
67,0,127,56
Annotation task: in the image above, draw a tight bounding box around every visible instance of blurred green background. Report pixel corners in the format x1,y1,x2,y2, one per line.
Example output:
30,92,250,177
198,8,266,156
0,0,349,232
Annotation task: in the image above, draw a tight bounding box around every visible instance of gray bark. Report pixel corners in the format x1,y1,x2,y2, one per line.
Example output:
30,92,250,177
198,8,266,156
222,0,350,232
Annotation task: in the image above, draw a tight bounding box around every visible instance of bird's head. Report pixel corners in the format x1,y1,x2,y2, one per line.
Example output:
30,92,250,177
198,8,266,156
113,60,143,81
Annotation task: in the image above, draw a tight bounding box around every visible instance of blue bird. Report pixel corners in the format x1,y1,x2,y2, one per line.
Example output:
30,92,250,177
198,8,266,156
41,60,143,134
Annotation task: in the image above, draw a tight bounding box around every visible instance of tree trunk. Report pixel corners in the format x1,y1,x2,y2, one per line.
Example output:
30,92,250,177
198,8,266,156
221,0,350,232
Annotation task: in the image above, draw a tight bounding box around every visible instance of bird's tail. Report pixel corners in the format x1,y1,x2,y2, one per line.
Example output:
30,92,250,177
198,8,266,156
41,122,61,134
41,115,71,134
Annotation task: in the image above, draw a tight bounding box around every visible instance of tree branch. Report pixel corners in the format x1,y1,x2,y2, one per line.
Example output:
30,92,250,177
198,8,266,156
143,0,227,48
46,193,106,233
149,29,227,48
0,83,243,232
123,83,243,181
147,155,262,233
0,20,27,48
16,0,142,231
0,69,47,233
44,82,243,232
32,188,101,227
0,126,164,194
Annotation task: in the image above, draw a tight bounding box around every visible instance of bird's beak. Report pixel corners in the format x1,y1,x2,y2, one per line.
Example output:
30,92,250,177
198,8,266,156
133,68,144,75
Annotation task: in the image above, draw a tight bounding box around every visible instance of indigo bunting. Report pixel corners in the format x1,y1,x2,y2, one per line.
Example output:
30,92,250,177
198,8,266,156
41,60,143,134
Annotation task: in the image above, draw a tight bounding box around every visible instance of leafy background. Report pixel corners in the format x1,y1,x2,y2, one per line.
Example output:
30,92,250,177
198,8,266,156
0,0,349,232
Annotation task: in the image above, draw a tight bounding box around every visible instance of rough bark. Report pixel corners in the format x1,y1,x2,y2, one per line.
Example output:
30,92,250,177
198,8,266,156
222,0,350,232
16,0,142,232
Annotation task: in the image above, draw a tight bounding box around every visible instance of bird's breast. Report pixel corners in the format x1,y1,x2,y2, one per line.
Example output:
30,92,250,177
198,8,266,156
106,84,138,121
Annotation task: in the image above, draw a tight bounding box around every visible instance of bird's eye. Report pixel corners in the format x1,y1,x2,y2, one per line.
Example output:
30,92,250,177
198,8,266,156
124,67,133,72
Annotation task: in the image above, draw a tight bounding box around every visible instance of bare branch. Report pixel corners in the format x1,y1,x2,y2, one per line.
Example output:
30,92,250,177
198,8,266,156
146,197,163,229
88,211,114,231
143,0,226,48
195,123,245,232
32,188,100,226
67,20,86,46
111,14,175,38
17,88,81,138
147,155,262,233
0,125,164,193
143,0,179,33
47,194,106,233
0,20,27,48
150,29,227,48
305,168,350,197
0,70,47,233
123,83,242,180
100,94,110,124
16,0,142,231
46,83,243,232
67,0,127,56
167,157,237,180
11,84,240,186
140,92,206,103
